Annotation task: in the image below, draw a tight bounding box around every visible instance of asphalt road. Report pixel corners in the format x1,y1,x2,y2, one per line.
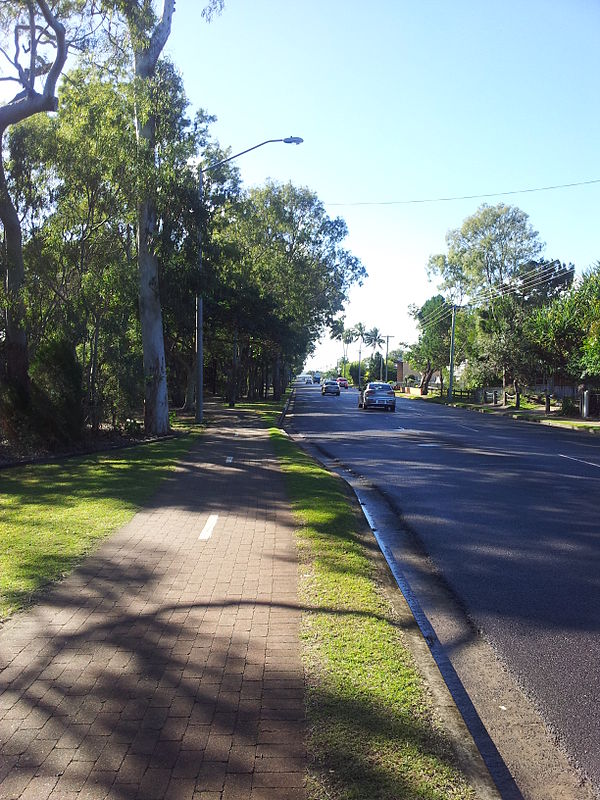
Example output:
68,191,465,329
287,384,600,796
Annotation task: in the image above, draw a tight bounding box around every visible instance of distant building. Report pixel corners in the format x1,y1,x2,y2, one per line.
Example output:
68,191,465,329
395,360,423,386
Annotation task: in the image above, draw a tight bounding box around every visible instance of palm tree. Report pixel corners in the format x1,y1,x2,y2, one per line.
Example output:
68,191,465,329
341,329,356,377
330,318,353,376
365,327,385,379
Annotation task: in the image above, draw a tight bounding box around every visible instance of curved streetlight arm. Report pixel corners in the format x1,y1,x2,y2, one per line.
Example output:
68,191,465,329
202,136,303,173
195,135,303,422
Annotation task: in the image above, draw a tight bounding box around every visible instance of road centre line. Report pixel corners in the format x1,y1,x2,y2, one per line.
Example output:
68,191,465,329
559,454,600,469
199,514,219,541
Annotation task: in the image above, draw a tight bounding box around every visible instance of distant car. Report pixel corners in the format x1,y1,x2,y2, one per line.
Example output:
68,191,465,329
336,377,349,389
358,381,396,411
321,379,341,396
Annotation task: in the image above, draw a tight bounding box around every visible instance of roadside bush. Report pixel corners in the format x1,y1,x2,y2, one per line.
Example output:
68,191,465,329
30,338,85,445
560,395,579,417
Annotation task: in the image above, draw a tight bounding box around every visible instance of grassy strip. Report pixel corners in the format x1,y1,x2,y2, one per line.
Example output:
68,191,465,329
0,431,200,621
266,423,476,800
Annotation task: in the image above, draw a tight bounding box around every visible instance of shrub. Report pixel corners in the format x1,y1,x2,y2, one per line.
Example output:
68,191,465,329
30,338,85,445
560,395,579,417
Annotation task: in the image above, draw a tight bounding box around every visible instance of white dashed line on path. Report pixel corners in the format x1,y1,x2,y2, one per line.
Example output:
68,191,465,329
199,514,219,541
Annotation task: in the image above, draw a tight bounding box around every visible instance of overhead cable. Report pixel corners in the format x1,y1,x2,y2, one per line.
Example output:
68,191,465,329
417,261,572,331
326,178,600,208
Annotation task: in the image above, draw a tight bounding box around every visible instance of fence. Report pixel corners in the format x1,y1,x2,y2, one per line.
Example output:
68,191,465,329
448,388,478,403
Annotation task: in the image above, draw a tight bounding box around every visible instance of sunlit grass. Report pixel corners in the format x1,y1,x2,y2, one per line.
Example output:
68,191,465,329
0,433,200,620
235,396,287,426
267,423,476,800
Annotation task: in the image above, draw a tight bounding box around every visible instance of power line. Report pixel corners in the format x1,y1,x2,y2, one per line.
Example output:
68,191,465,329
326,178,600,208
417,301,454,329
417,261,572,331
466,260,565,309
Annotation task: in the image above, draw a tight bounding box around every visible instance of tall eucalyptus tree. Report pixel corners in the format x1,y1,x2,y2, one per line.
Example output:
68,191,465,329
103,0,223,433
108,0,176,434
0,0,74,401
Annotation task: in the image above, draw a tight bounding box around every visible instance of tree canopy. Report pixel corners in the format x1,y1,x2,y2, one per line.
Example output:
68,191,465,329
0,11,366,446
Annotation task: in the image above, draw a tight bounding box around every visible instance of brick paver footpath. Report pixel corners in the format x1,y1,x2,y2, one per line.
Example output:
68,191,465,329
0,411,307,800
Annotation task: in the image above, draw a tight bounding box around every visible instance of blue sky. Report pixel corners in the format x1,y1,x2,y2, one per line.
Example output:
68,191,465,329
165,0,600,369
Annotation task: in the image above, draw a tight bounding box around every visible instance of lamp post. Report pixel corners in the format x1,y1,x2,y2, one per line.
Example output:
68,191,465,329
195,136,303,423
383,335,393,382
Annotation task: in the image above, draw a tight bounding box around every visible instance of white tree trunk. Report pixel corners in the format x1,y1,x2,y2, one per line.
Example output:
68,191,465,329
128,0,176,435
137,196,169,434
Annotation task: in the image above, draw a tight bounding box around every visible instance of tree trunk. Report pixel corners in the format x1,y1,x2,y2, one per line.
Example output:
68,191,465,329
273,353,282,401
0,3,68,404
135,193,168,433
184,361,195,411
420,361,434,395
0,150,29,402
89,314,101,432
128,0,175,435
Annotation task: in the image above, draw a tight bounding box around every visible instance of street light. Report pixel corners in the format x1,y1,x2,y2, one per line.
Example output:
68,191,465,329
383,335,394,382
195,137,304,422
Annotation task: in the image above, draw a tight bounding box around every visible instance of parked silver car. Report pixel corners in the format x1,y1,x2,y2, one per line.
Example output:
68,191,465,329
358,382,396,411
321,379,341,396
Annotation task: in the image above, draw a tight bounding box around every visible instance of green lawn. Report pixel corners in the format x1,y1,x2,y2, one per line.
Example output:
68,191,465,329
0,432,199,620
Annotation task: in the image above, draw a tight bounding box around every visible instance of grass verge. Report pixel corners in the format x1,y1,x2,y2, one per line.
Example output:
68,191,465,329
263,419,476,800
0,430,200,621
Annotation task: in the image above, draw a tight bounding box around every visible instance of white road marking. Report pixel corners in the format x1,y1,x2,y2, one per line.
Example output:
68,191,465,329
226,456,233,464
458,424,479,432
199,514,219,540
559,454,600,469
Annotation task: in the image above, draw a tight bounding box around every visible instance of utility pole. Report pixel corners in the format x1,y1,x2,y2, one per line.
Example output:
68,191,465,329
357,342,362,388
383,335,393,382
195,170,204,423
447,305,457,402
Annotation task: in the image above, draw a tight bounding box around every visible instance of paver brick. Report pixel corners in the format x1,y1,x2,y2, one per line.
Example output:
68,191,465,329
164,777,196,800
17,774,59,800
250,788,306,800
196,761,227,791
222,773,253,799
0,766,36,800
0,414,307,799
136,767,171,799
